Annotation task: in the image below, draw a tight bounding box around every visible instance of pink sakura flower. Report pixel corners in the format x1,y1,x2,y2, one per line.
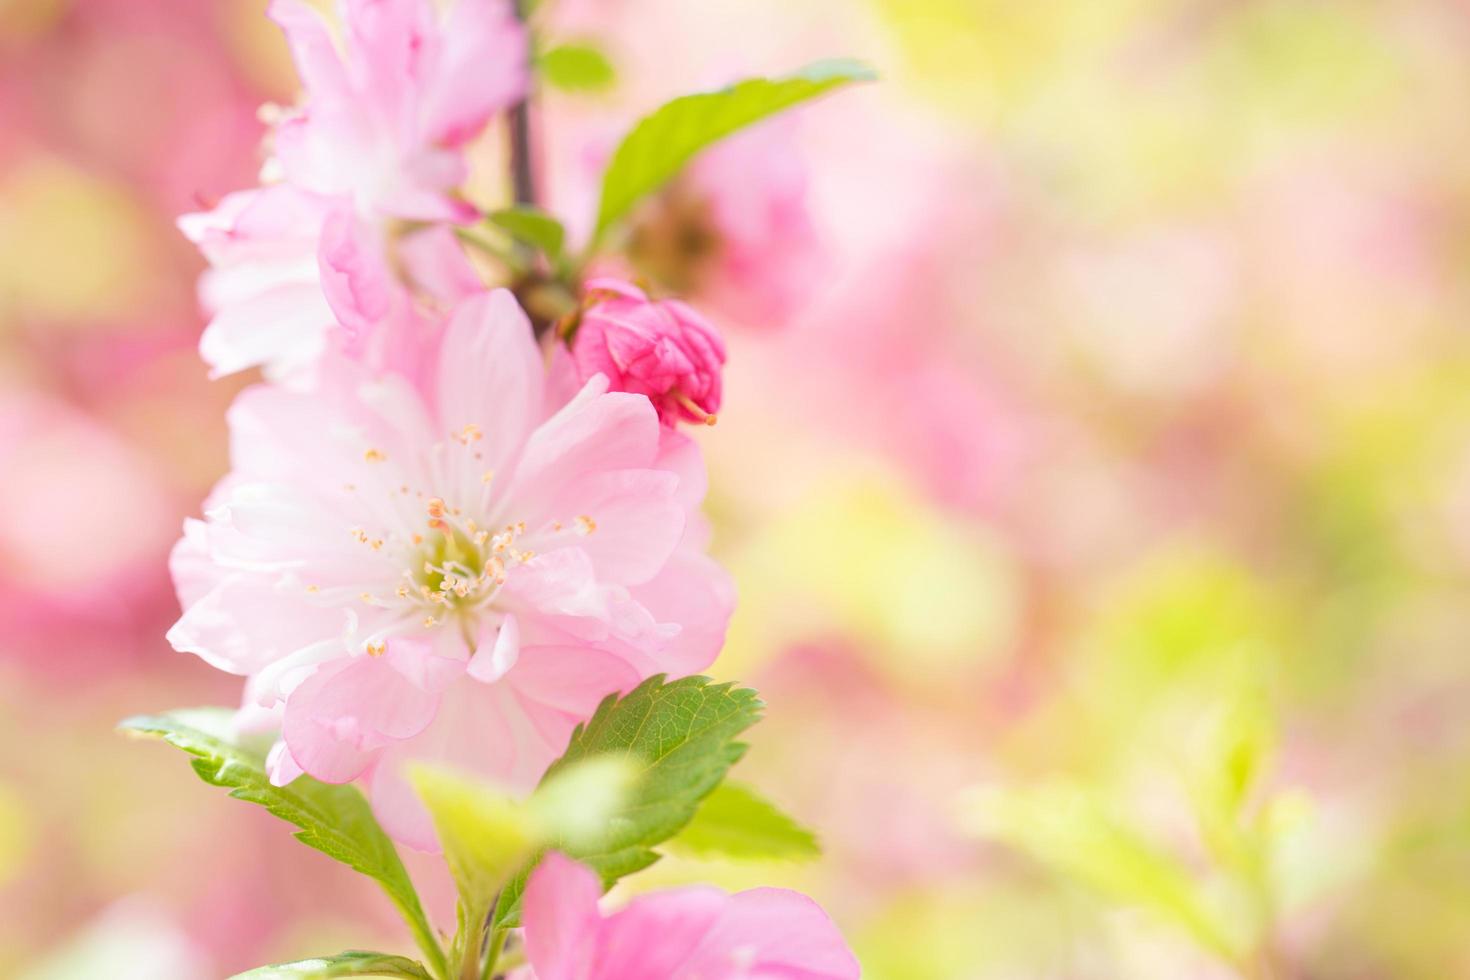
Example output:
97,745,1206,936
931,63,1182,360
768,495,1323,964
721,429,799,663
628,120,824,329
179,0,524,379
266,0,525,221
168,290,734,848
569,278,726,427
514,853,860,980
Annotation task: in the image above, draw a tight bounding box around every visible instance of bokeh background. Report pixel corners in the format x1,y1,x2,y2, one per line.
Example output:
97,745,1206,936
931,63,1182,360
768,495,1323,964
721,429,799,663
5,0,1470,976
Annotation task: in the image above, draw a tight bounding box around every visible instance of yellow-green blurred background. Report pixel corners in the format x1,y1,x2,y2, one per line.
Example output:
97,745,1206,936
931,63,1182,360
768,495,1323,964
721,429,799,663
4,0,1470,976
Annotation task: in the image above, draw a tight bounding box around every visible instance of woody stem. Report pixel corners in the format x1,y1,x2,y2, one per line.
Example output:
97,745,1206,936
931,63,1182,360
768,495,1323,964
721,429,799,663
508,0,537,209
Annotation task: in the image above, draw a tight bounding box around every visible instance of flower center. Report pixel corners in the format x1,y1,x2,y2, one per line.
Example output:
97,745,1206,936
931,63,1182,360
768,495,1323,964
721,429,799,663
397,499,533,627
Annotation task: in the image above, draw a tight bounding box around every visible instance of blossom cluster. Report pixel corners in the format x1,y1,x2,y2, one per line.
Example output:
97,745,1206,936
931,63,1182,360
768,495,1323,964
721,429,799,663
164,0,856,975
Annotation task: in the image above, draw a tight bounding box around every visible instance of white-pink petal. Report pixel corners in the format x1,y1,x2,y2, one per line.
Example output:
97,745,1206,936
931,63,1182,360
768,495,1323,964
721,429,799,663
467,614,520,684
436,290,545,487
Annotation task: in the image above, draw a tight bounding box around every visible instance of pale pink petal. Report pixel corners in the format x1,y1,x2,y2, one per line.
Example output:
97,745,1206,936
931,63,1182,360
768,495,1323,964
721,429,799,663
522,853,604,980
523,469,684,586
167,571,341,677
199,282,332,380
419,0,527,146
655,429,709,512
512,390,661,508
168,518,217,610
210,483,364,572
268,0,352,106
543,345,586,416
280,659,380,783
467,614,520,683
341,0,435,132
372,164,478,222
367,680,521,849
179,185,329,265
317,207,394,346
282,639,461,783
224,384,375,499
682,888,860,980
507,645,640,751
436,290,544,483
627,548,735,678
266,739,305,787
500,550,672,652
596,887,727,979
398,224,483,306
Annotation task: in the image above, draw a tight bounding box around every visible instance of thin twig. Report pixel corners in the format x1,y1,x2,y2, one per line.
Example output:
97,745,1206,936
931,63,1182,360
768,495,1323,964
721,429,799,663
508,0,537,208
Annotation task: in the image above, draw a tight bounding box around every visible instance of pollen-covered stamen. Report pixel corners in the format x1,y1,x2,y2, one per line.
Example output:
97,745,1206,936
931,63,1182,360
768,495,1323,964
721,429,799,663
672,391,717,426
394,498,535,617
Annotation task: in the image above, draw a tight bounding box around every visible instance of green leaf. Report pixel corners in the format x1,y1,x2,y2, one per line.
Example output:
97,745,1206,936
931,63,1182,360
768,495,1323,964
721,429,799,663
493,675,764,925
592,59,875,240
409,755,635,976
539,42,616,93
119,710,448,980
233,952,431,979
666,781,820,861
411,766,538,925
485,206,565,264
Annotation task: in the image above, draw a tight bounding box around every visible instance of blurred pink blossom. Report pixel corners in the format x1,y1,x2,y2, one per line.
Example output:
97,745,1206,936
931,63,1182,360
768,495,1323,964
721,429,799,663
629,121,824,329
514,852,859,980
0,390,180,677
168,290,733,848
570,278,726,427
266,0,524,220
178,0,525,379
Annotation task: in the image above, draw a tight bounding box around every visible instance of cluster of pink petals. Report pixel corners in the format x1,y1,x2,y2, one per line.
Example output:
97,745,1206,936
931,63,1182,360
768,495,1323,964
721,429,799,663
515,854,860,980
170,290,734,848
179,0,526,380
570,278,726,427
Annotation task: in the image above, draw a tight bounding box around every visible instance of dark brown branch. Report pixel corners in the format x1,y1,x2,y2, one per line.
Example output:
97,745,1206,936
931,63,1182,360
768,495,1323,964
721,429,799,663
508,0,537,207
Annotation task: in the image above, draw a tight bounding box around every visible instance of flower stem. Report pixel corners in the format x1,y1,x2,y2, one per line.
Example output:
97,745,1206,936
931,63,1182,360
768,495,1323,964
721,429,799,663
479,927,508,980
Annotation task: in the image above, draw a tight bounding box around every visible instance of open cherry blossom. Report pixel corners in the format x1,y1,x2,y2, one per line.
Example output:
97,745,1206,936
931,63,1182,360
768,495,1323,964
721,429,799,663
179,0,525,379
168,289,733,848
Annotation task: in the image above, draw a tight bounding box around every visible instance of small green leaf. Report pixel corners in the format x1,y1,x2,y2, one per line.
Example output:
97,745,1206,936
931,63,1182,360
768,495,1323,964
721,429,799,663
539,42,616,93
592,59,875,239
485,206,565,263
233,951,431,979
411,756,637,979
410,765,537,973
666,781,820,861
120,711,447,980
494,675,764,925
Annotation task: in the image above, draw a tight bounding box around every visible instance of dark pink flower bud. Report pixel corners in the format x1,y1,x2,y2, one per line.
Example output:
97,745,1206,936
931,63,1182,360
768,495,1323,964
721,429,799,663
570,277,726,426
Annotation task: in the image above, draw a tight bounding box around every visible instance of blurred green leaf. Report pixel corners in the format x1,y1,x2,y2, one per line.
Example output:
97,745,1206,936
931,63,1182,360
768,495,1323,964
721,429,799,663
493,675,764,925
410,756,636,975
1187,691,1277,872
539,42,616,93
120,710,447,980
965,782,1249,963
667,781,819,861
592,60,875,240
233,952,431,979
484,206,565,264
